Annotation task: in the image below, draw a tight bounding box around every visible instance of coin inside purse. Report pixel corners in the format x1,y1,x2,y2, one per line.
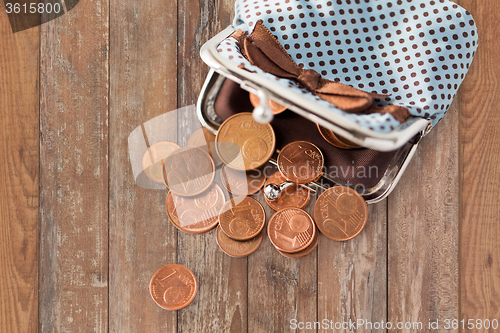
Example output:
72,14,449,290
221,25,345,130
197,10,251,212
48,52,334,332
198,71,421,203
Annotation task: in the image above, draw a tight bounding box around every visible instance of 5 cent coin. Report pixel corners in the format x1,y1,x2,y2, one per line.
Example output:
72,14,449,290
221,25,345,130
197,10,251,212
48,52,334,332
314,186,368,241
149,264,197,311
216,112,276,171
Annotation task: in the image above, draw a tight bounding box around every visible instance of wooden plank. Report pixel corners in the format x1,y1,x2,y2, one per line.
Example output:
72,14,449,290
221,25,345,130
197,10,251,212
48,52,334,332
38,0,109,331
108,0,179,331
0,10,39,333
248,192,317,333
317,200,387,333
176,1,248,332
388,100,460,332
459,0,500,326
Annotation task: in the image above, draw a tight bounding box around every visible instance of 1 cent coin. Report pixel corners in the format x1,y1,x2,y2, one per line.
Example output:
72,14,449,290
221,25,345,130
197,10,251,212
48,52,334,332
277,141,324,184
218,196,266,241
267,208,316,253
278,228,319,259
314,186,368,241
215,112,276,171
216,225,263,258
317,124,362,149
163,146,215,196
220,164,266,196
264,172,310,211
186,127,223,166
149,264,197,311
249,93,287,115
166,183,225,234
142,141,180,184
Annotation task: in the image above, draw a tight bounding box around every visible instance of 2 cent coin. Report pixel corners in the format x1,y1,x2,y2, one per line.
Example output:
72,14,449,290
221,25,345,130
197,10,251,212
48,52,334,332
149,264,197,311
314,186,368,241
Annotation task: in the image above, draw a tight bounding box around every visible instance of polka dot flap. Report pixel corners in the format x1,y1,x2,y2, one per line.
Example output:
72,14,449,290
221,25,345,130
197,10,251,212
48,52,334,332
217,0,478,133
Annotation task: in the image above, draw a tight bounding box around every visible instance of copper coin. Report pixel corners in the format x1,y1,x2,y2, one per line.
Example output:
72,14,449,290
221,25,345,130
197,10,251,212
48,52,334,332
166,183,225,234
163,146,215,196
314,186,368,241
186,127,223,166
267,208,316,253
216,225,263,258
149,264,197,311
215,112,276,171
220,164,266,196
249,92,287,114
142,141,180,184
278,228,319,259
218,196,266,241
317,125,362,149
277,141,324,184
264,172,310,211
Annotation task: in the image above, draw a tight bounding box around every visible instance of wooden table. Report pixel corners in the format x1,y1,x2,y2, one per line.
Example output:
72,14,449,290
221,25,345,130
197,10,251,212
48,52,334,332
1,0,498,332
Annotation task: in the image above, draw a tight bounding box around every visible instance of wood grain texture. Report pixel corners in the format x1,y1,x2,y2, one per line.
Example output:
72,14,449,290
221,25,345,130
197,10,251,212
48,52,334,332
108,0,178,331
0,10,39,333
246,191,317,333
459,0,500,326
39,0,109,331
388,100,460,332
176,1,248,332
317,200,387,333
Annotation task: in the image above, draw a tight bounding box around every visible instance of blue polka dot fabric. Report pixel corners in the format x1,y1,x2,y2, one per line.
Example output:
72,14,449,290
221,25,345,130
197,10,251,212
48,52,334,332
217,0,478,133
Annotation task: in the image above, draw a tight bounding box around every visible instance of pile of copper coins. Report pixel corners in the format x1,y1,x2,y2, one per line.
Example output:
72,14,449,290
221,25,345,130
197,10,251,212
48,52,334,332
146,107,369,310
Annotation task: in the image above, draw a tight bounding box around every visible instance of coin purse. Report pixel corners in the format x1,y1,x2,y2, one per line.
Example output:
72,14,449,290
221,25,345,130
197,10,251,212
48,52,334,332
198,0,477,203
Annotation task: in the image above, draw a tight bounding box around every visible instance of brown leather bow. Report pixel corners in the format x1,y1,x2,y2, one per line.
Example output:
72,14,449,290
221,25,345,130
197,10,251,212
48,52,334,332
232,20,410,123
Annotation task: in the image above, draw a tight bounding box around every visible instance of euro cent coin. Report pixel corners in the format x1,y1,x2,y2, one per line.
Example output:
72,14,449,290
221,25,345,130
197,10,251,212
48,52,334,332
215,112,276,171
267,208,316,253
313,186,368,241
166,183,225,234
142,141,180,184
249,92,287,115
163,146,215,196
218,196,266,241
220,164,266,196
216,225,263,258
149,264,197,311
277,141,324,184
264,172,310,211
